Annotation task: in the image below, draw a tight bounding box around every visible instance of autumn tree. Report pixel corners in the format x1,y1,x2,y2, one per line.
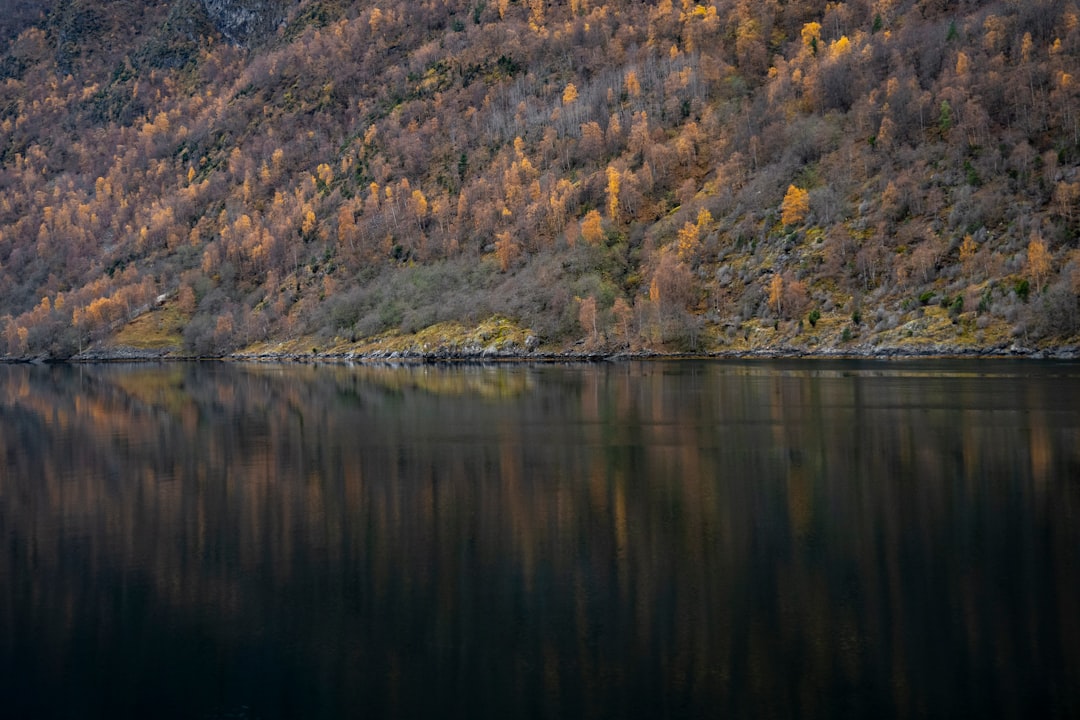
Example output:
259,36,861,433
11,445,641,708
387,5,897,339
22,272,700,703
676,208,712,264
178,284,197,314
781,185,810,226
782,274,810,322
579,121,605,162
628,112,650,157
1028,234,1053,293
677,220,701,262
650,248,695,315
580,210,605,245
606,113,623,152
768,273,784,316
528,0,545,29
495,231,520,272
606,166,621,222
801,22,821,56
337,204,358,251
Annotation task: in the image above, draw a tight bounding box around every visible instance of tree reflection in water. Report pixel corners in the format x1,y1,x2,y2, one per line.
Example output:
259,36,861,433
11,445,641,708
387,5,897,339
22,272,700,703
1,360,1078,719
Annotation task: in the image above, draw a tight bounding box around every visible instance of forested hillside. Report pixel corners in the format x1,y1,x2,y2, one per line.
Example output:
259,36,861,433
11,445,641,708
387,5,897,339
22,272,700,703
1,0,1078,358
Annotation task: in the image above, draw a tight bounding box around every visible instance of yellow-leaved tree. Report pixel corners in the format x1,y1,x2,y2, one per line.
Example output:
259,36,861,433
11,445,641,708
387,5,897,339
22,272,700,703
581,209,605,245
768,274,784,316
606,166,620,221
781,185,810,226
1027,234,1052,293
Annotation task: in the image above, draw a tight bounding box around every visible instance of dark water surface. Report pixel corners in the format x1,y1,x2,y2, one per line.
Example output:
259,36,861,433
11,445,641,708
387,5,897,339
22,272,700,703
1,360,1078,719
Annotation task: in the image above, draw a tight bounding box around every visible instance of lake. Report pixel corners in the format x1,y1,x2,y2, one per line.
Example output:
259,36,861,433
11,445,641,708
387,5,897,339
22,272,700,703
1,359,1078,719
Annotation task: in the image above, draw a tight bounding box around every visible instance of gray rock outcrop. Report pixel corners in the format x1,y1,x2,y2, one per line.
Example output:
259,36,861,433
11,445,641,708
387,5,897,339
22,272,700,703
199,0,292,44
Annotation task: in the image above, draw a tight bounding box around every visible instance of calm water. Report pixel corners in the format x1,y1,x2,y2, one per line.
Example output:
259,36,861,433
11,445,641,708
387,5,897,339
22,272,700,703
1,360,1078,719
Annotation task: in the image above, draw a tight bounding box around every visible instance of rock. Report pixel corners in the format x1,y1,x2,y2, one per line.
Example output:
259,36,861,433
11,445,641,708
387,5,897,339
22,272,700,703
199,0,290,44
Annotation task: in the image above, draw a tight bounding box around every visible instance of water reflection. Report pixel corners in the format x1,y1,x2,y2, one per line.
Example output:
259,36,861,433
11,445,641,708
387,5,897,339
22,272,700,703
1,360,1079,719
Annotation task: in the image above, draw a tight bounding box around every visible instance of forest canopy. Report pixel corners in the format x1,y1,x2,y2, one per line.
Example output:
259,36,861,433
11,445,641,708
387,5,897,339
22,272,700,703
1,0,1078,358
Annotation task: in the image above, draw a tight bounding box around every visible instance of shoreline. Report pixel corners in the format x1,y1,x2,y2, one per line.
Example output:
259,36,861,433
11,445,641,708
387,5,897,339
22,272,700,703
6,342,1079,364
231,345,1080,363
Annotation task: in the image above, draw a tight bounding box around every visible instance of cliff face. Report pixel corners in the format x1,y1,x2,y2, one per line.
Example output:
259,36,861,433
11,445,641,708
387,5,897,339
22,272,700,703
198,0,292,44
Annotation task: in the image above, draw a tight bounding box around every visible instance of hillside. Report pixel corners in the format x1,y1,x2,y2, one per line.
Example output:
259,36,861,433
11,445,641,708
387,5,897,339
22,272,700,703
1,0,1078,359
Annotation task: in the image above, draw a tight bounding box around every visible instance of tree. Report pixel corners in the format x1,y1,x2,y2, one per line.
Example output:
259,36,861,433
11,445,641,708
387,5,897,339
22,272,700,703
178,284,196,314
781,185,810,226
1054,181,1080,224
677,208,711,264
938,100,953,134
628,112,650,156
606,166,621,222
1069,250,1080,296
677,220,700,262
768,273,784,316
579,121,604,161
577,295,598,346
606,113,623,151
650,248,695,313
495,231,519,272
801,22,821,56
613,297,634,348
337,205,358,250
1028,234,1052,293
581,210,605,245
959,234,978,274
782,274,809,321
528,0,545,28
301,209,318,239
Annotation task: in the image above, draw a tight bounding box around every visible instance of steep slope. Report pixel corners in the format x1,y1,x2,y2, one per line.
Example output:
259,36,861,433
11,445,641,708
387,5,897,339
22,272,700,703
1,0,1078,359
0,0,53,44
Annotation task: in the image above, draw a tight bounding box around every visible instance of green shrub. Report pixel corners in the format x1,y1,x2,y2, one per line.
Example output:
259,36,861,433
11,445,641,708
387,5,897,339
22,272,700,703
1015,278,1030,301
948,295,964,318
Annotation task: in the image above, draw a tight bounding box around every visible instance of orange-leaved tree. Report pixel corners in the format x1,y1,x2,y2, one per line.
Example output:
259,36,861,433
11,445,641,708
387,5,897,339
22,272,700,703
781,185,810,225
1027,233,1052,293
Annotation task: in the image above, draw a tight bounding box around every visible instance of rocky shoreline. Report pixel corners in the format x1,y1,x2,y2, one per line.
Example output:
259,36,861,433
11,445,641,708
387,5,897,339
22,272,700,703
14,343,1070,364
228,344,1080,364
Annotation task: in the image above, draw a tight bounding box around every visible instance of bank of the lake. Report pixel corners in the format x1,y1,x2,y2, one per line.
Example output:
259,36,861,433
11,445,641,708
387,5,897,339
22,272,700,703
5,305,1080,364
62,339,1080,363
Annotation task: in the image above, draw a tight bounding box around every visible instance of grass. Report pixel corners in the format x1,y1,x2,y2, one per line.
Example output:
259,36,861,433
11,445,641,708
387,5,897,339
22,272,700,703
241,315,536,357
111,303,188,350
